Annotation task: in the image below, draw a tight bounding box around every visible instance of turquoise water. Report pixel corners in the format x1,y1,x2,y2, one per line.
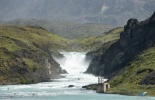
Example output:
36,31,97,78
0,52,155,100
0,84,154,100
0,83,154,100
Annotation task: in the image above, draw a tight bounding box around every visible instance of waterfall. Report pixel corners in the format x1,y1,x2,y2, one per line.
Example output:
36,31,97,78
54,52,91,74
52,52,98,87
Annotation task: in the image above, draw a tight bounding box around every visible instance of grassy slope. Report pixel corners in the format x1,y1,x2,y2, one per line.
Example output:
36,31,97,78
74,27,123,52
0,25,70,51
107,46,155,96
0,25,70,84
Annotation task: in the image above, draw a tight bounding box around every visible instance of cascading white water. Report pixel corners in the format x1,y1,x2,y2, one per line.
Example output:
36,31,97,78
52,52,99,87
0,52,106,99
54,52,90,74
0,52,155,100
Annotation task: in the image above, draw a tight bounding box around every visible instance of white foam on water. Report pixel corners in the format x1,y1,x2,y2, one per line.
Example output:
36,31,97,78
52,52,101,88
54,52,90,74
0,52,104,99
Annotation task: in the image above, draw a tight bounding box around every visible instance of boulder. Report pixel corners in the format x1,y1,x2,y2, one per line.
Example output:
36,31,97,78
68,85,74,88
139,72,155,85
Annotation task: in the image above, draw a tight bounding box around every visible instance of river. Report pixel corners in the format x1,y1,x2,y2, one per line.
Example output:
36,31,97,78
0,52,154,100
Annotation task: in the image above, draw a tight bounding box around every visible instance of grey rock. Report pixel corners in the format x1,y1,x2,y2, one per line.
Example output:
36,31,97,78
68,85,74,88
86,12,155,78
139,72,155,85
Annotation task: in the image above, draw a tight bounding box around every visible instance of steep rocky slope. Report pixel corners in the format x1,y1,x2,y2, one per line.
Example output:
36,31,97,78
86,12,155,78
0,25,68,84
85,12,155,96
107,46,155,96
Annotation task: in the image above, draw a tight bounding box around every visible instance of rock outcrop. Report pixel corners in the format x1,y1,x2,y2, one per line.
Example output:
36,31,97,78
86,12,155,78
139,72,155,85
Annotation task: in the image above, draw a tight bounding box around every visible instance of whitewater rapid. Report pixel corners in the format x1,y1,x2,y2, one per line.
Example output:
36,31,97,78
0,52,99,99
0,52,155,100
52,52,99,87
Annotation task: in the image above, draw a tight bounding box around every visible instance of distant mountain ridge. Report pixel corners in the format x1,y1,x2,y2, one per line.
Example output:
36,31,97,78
0,0,155,26
6,19,113,39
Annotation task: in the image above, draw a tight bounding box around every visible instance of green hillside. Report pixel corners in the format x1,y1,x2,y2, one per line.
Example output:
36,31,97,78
0,25,70,84
0,25,70,54
108,46,155,96
75,27,123,51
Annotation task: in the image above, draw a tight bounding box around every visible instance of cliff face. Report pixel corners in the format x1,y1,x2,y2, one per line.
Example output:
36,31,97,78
86,12,155,78
0,47,64,84
0,26,68,84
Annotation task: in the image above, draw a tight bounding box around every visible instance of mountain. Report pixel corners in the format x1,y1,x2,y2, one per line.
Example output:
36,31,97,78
0,0,155,26
86,12,155,77
0,25,69,84
86,12,155,95
6,19,113,39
